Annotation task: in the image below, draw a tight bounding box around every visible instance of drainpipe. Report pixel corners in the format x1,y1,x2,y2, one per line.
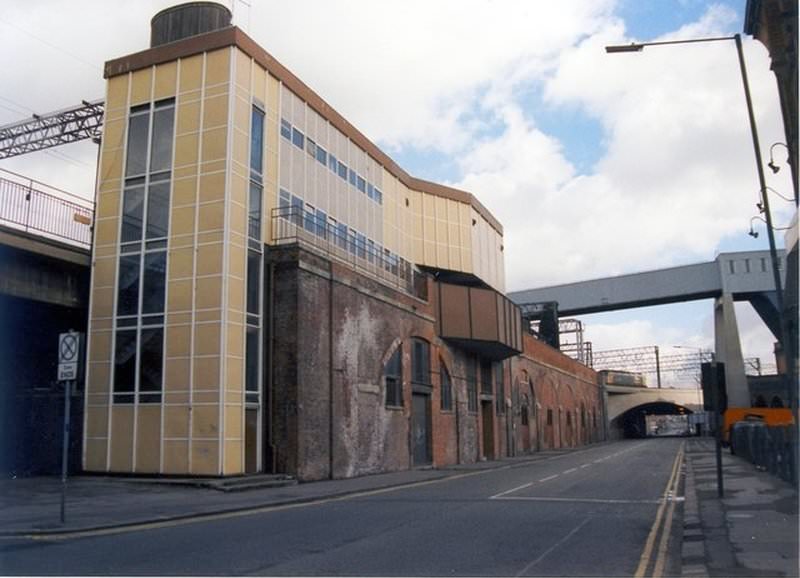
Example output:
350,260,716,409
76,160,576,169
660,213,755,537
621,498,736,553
455,379,461,464
266,261,276,472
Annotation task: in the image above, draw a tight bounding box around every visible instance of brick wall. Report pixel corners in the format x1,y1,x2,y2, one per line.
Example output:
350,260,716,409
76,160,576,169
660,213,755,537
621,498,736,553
267,244,602,481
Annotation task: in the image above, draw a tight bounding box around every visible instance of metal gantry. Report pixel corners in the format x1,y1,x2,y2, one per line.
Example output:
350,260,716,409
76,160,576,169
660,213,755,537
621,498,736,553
591,345,767,386
0,99,104,159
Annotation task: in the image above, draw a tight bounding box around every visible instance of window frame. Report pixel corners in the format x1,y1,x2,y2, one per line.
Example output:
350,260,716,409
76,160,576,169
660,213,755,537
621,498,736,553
440,361,453,412
410,338,431,386
466,357,478,413
113,97,175,405
384,345,403,408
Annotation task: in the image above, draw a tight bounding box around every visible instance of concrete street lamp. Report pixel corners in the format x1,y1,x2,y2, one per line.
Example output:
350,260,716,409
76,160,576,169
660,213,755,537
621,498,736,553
605,34,793,414
672,345,713,414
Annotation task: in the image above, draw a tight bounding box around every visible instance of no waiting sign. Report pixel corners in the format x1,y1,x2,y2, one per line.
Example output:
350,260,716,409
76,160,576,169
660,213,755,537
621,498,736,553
58,332,83,382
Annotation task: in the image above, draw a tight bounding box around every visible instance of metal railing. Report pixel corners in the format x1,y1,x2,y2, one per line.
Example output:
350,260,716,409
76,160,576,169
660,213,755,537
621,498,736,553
270,206,427,300
730,423,797,484
0,168,93,248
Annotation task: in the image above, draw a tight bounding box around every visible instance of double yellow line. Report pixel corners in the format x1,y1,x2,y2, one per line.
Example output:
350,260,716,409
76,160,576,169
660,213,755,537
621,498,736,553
635,441,685,577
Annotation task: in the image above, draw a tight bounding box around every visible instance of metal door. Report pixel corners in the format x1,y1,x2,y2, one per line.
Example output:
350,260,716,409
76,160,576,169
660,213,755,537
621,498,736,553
481,400,494,460
245,407,258,473
412,393,432,465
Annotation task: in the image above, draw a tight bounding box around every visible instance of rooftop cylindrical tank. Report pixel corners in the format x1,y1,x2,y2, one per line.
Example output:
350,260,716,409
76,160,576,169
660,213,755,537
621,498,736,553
151,2,232,47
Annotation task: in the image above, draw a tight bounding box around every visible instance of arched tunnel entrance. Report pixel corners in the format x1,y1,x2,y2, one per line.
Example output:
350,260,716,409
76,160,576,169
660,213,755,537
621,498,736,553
613,402,694,439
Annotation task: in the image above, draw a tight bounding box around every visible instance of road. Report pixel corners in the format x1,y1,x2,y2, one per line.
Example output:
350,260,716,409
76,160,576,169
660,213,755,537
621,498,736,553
1,438,685,576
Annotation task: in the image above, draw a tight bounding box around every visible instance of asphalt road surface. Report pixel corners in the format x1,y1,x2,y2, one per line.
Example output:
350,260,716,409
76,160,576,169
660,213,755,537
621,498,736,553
1,438,685,576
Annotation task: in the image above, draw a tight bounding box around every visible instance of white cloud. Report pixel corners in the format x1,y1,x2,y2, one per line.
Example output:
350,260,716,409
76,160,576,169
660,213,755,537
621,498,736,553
447,3,793,289
0,1,789,370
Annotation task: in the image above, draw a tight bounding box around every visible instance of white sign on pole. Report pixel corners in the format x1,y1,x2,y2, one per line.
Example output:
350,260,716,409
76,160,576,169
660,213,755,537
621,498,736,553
58,332,81,382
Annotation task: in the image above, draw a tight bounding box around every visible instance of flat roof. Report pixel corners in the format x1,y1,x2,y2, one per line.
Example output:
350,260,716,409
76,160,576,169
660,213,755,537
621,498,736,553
105,26,503,234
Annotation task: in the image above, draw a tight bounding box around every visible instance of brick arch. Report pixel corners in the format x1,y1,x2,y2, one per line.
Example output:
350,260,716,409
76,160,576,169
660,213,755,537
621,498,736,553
513,369,537,453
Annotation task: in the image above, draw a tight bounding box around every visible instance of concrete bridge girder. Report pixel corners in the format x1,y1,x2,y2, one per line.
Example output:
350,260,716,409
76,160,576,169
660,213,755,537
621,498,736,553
606,386,702,422
0,225,90,309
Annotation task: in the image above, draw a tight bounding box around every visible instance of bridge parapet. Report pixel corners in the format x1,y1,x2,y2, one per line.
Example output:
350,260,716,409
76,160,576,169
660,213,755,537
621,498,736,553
0,168,93,249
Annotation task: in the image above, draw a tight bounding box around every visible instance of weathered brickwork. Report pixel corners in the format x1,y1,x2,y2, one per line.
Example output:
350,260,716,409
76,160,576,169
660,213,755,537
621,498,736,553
268,245,603,482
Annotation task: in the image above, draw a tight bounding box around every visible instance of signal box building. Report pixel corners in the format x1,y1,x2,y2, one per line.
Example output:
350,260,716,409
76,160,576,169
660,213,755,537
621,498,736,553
84,3,603,480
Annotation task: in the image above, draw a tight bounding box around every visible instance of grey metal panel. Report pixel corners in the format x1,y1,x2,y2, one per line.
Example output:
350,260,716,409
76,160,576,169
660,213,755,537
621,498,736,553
716,250,786,294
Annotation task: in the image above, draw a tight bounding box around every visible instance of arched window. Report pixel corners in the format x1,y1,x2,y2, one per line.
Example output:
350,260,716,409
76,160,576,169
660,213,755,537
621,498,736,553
440,361,453,411
384,345,403,407
753,395,767,408
770,396,784,408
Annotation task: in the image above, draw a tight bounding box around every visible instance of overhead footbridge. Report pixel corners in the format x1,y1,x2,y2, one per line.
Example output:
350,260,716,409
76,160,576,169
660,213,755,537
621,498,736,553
508,251,787,409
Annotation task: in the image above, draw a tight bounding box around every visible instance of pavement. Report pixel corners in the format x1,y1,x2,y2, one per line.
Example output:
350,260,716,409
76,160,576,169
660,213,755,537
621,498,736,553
681,437,799,578
2,438,798,578
0,447,590,538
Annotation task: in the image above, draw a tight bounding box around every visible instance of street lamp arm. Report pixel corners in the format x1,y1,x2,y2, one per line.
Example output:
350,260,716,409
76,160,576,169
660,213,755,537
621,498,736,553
605,35,736,53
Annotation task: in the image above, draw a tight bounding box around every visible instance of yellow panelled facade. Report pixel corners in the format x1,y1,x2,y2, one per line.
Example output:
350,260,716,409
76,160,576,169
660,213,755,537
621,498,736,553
86,27,505,477
380,169,504,293
84,45,276,476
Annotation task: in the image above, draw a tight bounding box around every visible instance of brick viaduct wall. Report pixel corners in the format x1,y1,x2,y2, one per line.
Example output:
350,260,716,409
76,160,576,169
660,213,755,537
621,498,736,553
269,245,602,481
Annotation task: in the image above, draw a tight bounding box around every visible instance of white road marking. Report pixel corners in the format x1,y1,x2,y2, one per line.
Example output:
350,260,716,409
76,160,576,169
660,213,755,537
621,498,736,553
563,468,577,474
489,482,533,500
515,517,591,577
496,496,662,505
538,474,559,482
580,464,591,468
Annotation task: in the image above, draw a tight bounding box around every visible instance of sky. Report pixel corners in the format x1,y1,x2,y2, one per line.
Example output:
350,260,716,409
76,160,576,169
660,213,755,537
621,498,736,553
0,0,794,384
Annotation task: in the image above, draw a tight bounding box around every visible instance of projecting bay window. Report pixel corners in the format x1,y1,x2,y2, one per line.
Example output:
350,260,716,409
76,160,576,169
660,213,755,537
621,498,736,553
113,98,175,404
246,104,265,406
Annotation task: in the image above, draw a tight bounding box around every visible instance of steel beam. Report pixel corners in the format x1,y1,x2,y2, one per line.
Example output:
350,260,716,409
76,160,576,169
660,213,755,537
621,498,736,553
0,100,104,159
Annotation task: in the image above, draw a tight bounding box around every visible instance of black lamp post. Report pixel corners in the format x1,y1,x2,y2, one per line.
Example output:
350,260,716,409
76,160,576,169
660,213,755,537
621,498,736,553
605,34,792,412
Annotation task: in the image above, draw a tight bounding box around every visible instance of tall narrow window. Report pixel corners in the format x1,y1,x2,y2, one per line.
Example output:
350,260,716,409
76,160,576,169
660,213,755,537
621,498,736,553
480,360,492,395
114,97,174,405
522,394,530,425
411,338,430,385
245,104,265,406
495,363,505,415
466,357,478,413
385,346,403,407
249,106,264,242
440,362,453,411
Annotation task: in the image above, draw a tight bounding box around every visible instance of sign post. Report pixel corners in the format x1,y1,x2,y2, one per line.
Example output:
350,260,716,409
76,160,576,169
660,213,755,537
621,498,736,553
702,361,727,498
58,331,83,524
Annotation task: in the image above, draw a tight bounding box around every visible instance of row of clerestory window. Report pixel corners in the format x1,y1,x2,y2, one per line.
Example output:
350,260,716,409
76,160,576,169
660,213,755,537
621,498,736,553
280,118,383,205
277,188,413,283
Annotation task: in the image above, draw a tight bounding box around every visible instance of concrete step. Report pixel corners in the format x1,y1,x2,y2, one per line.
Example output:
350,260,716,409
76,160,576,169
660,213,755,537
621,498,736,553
202,474,297,492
